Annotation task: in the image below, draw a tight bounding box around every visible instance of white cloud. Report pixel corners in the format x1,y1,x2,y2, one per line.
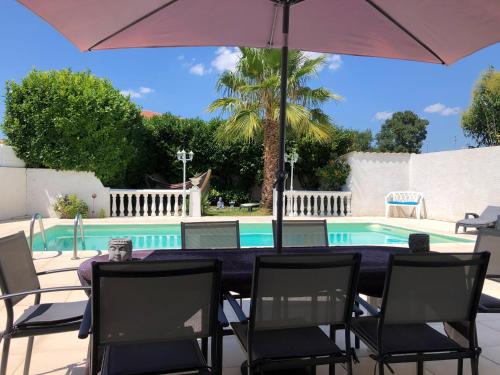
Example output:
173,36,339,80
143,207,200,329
424,103,461,116
120,89,141,98
189,63,208,76
120,86,154,99
211,47,241,72
373,111,394,121
303,52,342,71
303,51,324,60
177,55,184,60
326,55,342,70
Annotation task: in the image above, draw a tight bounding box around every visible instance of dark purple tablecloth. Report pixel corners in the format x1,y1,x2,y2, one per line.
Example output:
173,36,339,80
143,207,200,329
77,246,410,297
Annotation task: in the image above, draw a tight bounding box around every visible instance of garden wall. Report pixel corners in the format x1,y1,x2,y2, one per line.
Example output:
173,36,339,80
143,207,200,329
344,146,500,221
0,144,25,167
343,152,410,216
0,167,28,220
26,169,110,218
0,165,110,220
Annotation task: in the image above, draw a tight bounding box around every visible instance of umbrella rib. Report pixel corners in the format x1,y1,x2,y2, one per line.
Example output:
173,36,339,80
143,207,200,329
87,0,181,51
268,4,279,46
365,0,446,64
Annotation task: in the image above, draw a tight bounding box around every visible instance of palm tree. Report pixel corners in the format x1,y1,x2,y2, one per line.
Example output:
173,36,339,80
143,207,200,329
208,48,340,208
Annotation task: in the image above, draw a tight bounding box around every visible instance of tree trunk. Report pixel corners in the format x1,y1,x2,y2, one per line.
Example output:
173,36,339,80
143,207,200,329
260,119,280,208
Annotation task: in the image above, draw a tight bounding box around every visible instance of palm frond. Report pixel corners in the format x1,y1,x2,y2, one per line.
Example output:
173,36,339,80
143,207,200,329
207,97,243,115
215,105,262,144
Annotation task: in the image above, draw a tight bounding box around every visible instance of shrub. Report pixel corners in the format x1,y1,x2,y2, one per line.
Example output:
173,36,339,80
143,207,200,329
2,69,143,186
208,188,250,206
98,208,107,218
53,194,89,219
142,114,262,199
316,159,351,191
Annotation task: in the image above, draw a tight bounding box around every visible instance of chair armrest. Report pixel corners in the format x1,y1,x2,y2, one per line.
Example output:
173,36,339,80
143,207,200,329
465,213,479,219
36,267,79,276
355,295,380,317
78,300,92,339
225,293,248,323
218,305,229,327
0,286,91,301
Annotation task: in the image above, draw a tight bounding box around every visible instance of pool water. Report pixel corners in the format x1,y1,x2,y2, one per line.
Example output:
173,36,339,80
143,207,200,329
31,223,471,252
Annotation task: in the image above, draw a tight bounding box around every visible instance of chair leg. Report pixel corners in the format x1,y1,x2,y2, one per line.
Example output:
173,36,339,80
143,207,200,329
354,300,361,349
471,356,479,375
417,360,424,375
310,365,316,375
0,337,11,375
457,358,463,375
329,363,336,375
378,362,385,375
346,359,353,375
23,336,34,375
201,337,208,360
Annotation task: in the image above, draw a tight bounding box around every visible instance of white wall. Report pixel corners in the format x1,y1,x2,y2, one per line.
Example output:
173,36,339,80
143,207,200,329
0,167,110,220
0,167,27,219
409,147,500,221
344,152,410,216
344,146,500,221
26,169,110,218
0,144,25,167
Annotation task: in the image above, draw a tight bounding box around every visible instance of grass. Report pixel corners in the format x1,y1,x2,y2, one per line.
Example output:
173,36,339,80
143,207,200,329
204,206,272,216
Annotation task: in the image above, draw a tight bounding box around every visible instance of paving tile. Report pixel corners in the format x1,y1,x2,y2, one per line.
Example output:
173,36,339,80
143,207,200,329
425,356,500,375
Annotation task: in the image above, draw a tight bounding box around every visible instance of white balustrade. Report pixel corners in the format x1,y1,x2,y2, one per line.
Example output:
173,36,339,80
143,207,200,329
273,190,352,217
110,189,194,217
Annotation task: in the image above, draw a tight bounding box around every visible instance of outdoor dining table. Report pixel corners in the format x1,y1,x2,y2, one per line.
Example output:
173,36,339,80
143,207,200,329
77,246,410,297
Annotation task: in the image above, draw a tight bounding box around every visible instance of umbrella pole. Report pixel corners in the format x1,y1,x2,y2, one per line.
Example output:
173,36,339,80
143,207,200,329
276,1,290,254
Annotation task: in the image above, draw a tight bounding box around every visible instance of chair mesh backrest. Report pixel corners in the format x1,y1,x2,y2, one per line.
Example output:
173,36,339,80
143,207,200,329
182,221,240,249
474,229,500,280
250,254,360,330
0,231,40,305
381,253,489,324
273,220,328,248
92,259,220,345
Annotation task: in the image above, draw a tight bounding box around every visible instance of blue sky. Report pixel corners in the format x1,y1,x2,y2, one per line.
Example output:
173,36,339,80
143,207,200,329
0,0,498,152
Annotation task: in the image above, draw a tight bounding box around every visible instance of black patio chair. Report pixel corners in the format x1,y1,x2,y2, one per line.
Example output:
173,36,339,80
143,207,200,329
351,252,490,375
0,231,89,375
228,253,361,375
272,219,329,248
182,220,240,249
474,228,500,312
83,259,223,375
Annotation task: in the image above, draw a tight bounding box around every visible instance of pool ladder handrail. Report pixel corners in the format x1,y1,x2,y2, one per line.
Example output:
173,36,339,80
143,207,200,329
73,212,85,260
29,213,47,255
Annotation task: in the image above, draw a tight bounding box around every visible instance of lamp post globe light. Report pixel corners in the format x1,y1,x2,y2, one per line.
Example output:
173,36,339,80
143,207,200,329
284,151,299,191
177,150,194,217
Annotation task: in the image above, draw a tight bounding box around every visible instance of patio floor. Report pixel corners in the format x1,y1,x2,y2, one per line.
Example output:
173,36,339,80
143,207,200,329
0,216,498,374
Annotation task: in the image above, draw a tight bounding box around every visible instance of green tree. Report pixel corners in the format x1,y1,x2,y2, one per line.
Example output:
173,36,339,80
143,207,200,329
461,67,500,146
2,69,143,186
375,111,429,153
208,48,340,208
142,113,263,197
291,128,371,190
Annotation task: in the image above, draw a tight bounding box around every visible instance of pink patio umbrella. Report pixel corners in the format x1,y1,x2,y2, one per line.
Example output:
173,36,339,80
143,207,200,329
18,0,500,252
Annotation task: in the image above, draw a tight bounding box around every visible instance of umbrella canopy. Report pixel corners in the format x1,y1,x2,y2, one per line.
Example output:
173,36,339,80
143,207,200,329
18,0,500,252
19,0,500,64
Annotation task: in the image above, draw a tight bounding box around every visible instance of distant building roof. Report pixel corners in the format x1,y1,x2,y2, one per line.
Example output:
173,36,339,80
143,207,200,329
141,110,161,119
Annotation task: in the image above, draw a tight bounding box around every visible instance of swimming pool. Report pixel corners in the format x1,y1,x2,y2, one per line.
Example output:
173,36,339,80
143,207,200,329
31,223,471,252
